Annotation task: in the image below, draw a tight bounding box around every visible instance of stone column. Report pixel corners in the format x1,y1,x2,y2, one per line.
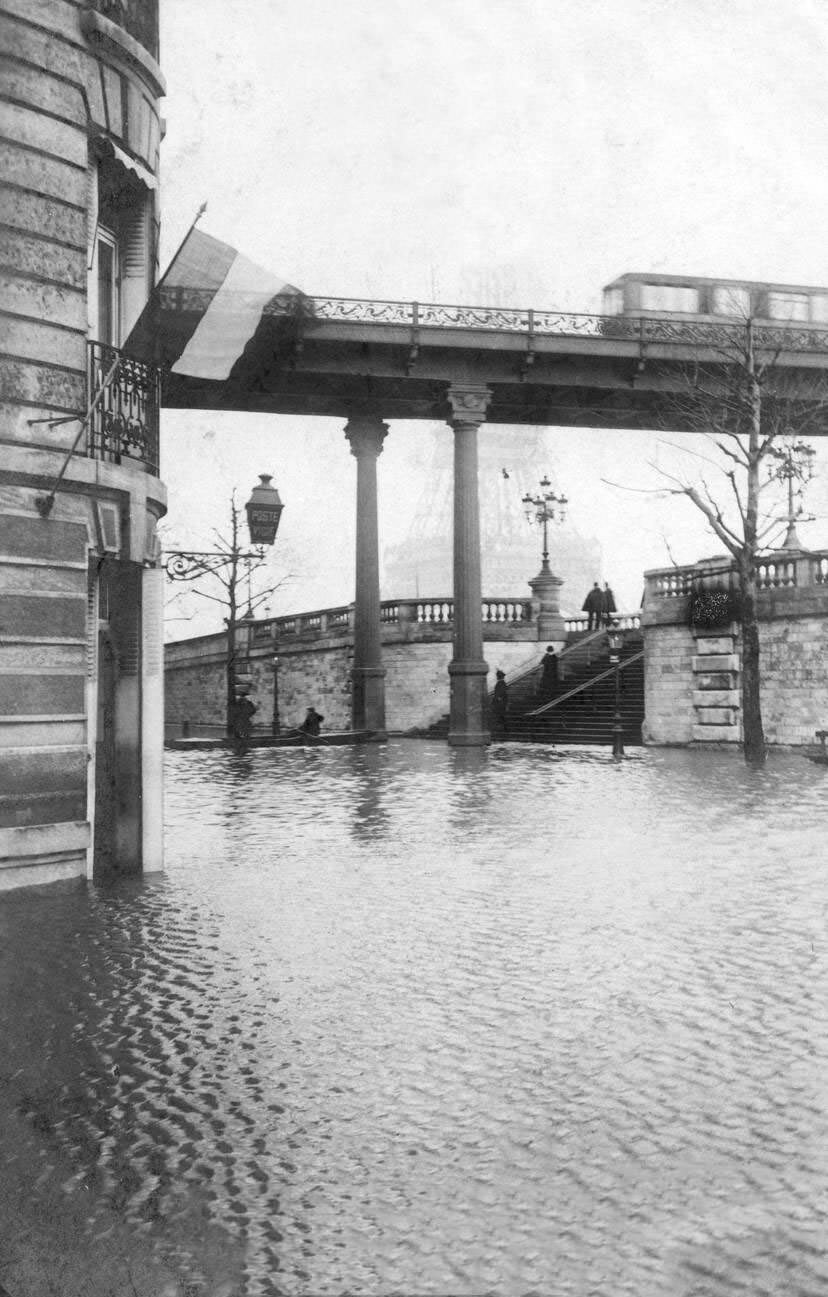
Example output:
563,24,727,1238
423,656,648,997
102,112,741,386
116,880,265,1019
345,415,388,736
447,384,491,746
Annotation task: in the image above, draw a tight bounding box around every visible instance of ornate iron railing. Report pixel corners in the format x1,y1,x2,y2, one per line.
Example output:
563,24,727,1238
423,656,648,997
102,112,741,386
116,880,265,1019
264,295,828,354
87,341,160,476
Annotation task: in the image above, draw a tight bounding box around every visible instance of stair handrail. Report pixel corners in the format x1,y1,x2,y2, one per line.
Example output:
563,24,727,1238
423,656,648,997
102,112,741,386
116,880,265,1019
496,626,609,692
524,649,644,717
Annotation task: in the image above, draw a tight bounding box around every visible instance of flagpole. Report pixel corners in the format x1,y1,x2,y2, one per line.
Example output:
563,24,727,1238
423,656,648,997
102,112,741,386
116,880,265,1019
155,201,207,292
142,201,207,369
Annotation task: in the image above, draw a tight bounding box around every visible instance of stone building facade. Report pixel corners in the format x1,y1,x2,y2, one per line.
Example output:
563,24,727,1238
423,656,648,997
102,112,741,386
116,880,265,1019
1,0,166,888
642,550,828,747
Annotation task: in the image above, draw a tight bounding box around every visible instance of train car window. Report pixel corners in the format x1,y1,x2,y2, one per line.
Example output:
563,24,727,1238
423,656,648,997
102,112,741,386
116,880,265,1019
640,284,699,312
810,295,828,323
602,287,624,315
712,286,751,317
767,292,809,321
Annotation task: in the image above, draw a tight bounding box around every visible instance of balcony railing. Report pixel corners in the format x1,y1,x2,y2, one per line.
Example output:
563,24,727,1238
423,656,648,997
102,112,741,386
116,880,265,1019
87,341,160,476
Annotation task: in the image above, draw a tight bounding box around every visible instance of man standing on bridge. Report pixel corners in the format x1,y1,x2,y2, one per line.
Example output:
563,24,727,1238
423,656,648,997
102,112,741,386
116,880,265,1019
601,582,617,627
582,583,603,631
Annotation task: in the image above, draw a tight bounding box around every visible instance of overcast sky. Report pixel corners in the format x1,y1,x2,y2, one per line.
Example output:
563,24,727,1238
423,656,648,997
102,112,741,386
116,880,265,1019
158,0,828,636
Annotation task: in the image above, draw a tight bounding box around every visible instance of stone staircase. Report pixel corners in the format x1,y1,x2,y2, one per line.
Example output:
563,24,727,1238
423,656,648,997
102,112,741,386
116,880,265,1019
424,627,645,744
506,642,645,745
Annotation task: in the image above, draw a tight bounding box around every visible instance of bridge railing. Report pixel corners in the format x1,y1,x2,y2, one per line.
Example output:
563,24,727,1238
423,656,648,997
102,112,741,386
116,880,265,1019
264,294,828,354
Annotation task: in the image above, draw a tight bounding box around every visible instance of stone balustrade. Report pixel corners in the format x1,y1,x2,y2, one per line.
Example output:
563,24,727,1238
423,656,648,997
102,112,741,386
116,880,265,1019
564,614,641,633
245,595,536,648
643,548,828,625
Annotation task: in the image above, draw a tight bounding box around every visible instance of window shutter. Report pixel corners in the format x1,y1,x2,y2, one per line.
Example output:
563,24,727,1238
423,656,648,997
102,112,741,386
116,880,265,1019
121,199,150,339
87,164,99,270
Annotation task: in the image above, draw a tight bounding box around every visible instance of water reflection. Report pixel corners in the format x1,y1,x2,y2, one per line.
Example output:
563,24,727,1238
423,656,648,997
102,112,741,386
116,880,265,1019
347,743,390,842
1,741,827,1296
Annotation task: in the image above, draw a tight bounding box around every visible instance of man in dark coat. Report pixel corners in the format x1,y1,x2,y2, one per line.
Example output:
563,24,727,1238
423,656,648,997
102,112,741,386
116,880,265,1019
539,646,559,702
300,706,324,737
582,582,603,631
490,670,508,737
601,582,617,627
231,694,257,740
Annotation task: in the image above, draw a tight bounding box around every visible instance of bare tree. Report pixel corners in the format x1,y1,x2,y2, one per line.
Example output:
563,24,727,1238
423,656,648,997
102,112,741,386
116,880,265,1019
652,318,827,765
165,493,291,735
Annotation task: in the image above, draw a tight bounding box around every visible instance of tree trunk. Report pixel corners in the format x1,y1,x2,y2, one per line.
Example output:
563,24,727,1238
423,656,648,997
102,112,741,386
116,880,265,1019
739,322,766,766
739,563,765,766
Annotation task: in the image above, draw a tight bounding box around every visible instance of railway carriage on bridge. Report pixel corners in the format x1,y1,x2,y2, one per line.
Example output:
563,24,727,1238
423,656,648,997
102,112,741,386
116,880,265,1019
601,272,828,329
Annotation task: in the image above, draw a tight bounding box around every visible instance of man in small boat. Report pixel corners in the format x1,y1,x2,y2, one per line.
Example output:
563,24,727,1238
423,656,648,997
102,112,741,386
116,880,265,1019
232,693,257,740
300,706,324,737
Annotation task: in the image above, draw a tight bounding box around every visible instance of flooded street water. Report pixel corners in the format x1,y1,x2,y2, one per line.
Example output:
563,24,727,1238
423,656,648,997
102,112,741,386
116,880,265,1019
2,740,828,1296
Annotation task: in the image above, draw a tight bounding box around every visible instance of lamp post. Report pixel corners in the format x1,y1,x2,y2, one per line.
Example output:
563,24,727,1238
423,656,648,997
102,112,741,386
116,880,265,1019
522,475,568,574
164,474,284,737
271,650,281,736
522,475,568,643
767,437,815,550
607,623,625,758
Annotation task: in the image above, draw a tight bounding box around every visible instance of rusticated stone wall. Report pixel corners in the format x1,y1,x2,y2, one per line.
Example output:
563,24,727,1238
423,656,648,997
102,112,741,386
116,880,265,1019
0,0,165,889
642,552,828,748
760,617,828,746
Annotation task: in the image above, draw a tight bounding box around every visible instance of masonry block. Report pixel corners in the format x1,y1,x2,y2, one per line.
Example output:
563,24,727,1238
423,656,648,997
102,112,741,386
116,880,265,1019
692,689,740,707
695,706,737,726
692,653,739,673
691,724,740,743
694,636,735,654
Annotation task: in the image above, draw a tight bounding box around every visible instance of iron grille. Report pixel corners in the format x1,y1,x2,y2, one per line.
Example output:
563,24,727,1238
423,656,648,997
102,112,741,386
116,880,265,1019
87,341,160,476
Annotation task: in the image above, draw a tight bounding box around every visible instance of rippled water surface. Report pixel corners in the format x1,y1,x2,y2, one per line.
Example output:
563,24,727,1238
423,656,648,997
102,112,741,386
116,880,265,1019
2,741,828,1295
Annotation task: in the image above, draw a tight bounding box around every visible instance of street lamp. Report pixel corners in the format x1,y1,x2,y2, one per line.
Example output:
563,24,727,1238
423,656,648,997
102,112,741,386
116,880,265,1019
607,623,625,758
522,475,568,574
163,474,284,737
767,437,815,550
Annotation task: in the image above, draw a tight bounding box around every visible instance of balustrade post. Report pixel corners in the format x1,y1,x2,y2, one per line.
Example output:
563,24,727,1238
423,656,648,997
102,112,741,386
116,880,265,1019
345,415,388,736
447,384,491,746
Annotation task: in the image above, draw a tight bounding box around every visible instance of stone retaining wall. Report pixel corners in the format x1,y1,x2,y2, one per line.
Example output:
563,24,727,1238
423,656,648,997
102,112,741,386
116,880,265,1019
165,629,544,737
642,551,828,747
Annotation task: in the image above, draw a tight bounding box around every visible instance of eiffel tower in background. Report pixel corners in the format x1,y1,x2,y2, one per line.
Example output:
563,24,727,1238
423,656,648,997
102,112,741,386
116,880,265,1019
382,423,603,614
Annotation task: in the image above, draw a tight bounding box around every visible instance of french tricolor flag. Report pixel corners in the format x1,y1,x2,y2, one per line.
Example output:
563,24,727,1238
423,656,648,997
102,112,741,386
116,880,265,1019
126,226,306,381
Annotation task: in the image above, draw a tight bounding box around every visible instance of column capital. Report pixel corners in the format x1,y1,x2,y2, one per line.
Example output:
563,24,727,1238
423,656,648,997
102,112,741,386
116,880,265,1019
344,415,388,459
447,383,492,428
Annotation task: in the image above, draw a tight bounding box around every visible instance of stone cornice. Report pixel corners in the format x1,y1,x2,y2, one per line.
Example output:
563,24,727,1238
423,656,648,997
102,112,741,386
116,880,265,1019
80,8,166,99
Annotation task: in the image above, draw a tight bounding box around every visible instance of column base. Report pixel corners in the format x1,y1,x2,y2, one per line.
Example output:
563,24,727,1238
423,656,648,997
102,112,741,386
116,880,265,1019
448,658,490,747
351,665,387,735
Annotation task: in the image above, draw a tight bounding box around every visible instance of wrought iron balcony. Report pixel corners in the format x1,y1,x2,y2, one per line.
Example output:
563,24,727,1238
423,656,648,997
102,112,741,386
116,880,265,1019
87,341,160,476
